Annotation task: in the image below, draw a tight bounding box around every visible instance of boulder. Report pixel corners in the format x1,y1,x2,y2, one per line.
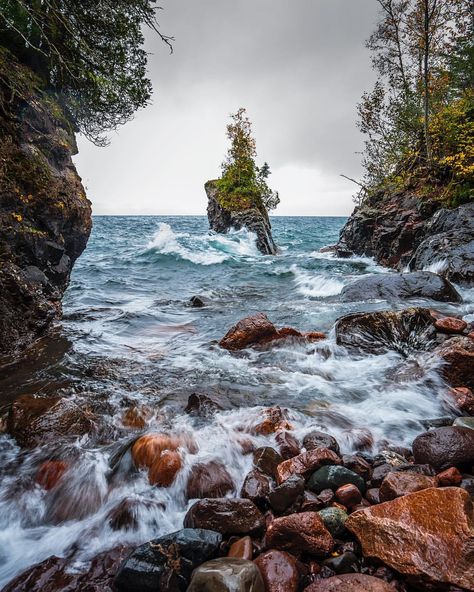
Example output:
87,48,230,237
148,450,182,487
307,465,366,494
264,512,334,557
183,498,265,536
276,448,341,484
7,394,94,447
304,574,397,591
335,307,436,356
379,471,438,502
434,336,474,388
254,550,300,592
107,497,165,532
435,317,468,334
267,475,305,513
340,271,461,303
219,313,277,350
131,433,180,469
186,461,234,500
240,469,273,505
303,431,340,454
114,528,222,592
253,408,293,436
346,487,474,590
447,387,474,415
184,394,223,418
253,447,283,478
412,426,474,470
186,557,265,592
341,454,372,481
275,431,301,459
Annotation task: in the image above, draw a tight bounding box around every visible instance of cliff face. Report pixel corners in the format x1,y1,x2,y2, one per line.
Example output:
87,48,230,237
205,180,277,255
0,51,92,358
337,189,474,284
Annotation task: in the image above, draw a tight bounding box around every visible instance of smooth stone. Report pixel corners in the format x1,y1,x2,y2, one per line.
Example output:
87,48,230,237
317,507,348,538
240,469,273,505
186,558,265,592
268,475,305,513
186,461,234,499
275,431,301,459
183,498,265,536
412,426,474,470
308,465,366,494
303,430,340,454
335,484,362,507
254,549,300,592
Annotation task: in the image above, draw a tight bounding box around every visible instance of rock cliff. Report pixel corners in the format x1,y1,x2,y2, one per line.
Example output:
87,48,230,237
336,189,473,284
0,49,92,358
205,180,277,255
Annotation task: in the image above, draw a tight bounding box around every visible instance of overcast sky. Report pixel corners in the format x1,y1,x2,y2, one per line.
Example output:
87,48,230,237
74,0,379,216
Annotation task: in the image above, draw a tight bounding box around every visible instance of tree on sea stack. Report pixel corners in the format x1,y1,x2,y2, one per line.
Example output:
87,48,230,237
205,108,278,255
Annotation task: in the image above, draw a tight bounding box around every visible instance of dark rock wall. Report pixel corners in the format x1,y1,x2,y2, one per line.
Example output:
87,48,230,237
0,54,92,357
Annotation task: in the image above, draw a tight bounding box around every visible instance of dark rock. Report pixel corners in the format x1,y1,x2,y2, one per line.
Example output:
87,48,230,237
304,574,397,591
206,179,277,255
317,507,348,538
264,511,334,557
379,471,438,502
461,476,474,498
275,431,301,459
253,447,283,478
187,558,265,592
107,497,165,531
303,431,340,454
276,448,341,484
186,461,234,500
268,475,305,513
412,426,474,470
184,394,223,418
189,295,205,307
301,490,325,512
240,469,273,505
342,454,372,481
366,488,381,505
340,271,461,303
254,550,300,592
228,536,253,560
114,528,222,592
335,307,436,356
370,464,392,487
322,551,360,574
308,465,366,494
434,336,474,388
219,313,277,350
183,498,265,536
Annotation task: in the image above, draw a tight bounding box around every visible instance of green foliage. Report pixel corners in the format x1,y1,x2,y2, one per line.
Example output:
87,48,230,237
215,108,279,213
0,0,171,145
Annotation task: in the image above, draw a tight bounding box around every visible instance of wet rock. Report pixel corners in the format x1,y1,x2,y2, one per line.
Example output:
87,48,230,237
254,549,300,592
253,447,283,478
264,511,334,557
183,498,265,536
437,466,463,487
35,460,68,490
253,407,293,436
454,416,474,430
186,461,234,499
276,448,341,484
448,387,474,415
121,405,153,429
412,426,474,470
308,465,366,494
322,551,360,574
374,450,407,467
240,469,273,505
342,454,372,481
340,271,461,303
435,316,468,334
187,557,265,592
107,497,165,531
275,431,301,459
148,450,182,487
434,336,474,388
346,487,474,590
228,536,253,560
114,528,222,592
304,573,397,591
370,463,393,487
317,507,348,538
131,433,180,469
335,483,362,507
461,476,474,498
7,394,94,447
366,488,381,505
190,295,205,307
219,313,277,350
379,471,438,502
184,393,223,418
268,475,305,513
335,307,436,356
301,490,325,512
303,431,340,454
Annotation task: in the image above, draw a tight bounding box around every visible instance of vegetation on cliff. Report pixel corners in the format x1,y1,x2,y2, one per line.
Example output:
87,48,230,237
215,108,280,213
356,0,473,206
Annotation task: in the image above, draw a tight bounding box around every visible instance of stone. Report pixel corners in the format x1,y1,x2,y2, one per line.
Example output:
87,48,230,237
264,511,334,557
107,497,165,531
190,295,205,307
379,471,438,502
267,475,305,513
275,431,300,459
437,466,463,487
435,317,468,334
7,395,94,447
346,487,474,590
340,271,461,303
219,313,277,350
461,477,474,498
317,507,348,538
254,549,300,592
35,460,68,490
186,557,265,592
370,463,392,487
366,488,381,505
303,573,397,591
186,461,234,499
240,469,273,505
253,447,283,478
448,387,474,415
114,528,222,592
228,536,253,560
454,416,474,430
183,498,265,536
184,393,223,418
148,450,182,487
335,307,436,356
276,448,341,484
131,433,180,469
303,431,340,454
335,483,362,507
412,426,474,470
434,336,474,388
301,490,325,512
341,454,372,481
253,408,293,436
308,465,366,494
122,405,153,429
322,551,360,574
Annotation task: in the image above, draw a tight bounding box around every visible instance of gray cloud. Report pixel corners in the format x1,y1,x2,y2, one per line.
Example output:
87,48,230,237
75,0,380,215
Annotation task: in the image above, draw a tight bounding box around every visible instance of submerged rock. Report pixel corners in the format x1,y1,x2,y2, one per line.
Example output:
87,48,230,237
186,461,234,500
340,271,461,303
206,179,277,255
346,487,474,590
187,558,265,592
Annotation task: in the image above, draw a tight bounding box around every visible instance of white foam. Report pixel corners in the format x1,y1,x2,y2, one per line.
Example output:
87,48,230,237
424,258,449,274
292,265,344,297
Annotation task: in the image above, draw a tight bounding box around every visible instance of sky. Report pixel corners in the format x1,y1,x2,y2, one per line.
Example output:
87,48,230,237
74,0,380,216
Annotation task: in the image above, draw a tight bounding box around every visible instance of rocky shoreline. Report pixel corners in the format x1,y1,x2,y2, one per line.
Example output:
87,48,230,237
2,305,473,592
